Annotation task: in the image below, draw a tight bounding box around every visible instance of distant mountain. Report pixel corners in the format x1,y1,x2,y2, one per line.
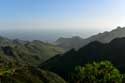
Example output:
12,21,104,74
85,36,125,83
55,26,125,50
0,36,64,66
41,37,125,80
55,36,83,51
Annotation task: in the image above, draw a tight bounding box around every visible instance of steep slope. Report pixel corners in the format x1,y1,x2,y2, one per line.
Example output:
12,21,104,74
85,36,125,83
41,37,125,79
0,36,64,66
55,26,125,50
0,48,66,83
0,61,66,83
1,67,67,83
55,36,83,51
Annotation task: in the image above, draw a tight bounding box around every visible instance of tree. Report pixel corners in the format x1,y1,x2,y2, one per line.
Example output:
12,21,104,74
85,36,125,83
70,61,123,83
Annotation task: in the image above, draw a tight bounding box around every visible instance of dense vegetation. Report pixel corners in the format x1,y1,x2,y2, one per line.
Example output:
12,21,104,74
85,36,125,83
0,37,64,66
69,61,123,83
41,37,125,81
1,59,125,83
0,36,66,83
2,34,125,82
0,60,66,83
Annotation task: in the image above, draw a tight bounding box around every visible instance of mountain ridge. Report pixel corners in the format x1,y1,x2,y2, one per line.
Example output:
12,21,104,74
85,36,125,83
0,35,64,66
41,37,125,80
55,26,125,50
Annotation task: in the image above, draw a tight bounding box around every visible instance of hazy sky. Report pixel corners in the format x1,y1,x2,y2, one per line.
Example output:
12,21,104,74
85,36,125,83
0,0,125,41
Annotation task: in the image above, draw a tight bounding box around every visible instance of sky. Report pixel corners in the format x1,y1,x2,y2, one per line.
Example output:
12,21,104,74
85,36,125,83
0,0,125,41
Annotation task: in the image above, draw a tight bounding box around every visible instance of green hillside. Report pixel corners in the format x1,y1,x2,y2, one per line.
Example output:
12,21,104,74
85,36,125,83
0,60,66,83
0,36,66,83
0,37,64,66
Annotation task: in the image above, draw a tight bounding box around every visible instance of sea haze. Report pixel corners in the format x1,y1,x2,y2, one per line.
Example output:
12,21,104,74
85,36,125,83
0,27,114,42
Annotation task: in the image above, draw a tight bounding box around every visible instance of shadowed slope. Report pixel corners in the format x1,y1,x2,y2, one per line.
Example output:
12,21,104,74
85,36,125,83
41,37,125,80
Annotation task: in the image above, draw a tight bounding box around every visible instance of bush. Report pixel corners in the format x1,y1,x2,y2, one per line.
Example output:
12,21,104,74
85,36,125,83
70,61,123,83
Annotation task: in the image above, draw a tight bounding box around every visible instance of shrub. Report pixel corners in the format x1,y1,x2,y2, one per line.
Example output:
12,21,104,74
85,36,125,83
70,61,123,83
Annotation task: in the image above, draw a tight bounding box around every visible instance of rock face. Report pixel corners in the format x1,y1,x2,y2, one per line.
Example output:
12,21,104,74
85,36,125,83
55,26,125,50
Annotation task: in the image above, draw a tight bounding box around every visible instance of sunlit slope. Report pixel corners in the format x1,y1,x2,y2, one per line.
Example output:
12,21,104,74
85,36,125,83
0,36,64,66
